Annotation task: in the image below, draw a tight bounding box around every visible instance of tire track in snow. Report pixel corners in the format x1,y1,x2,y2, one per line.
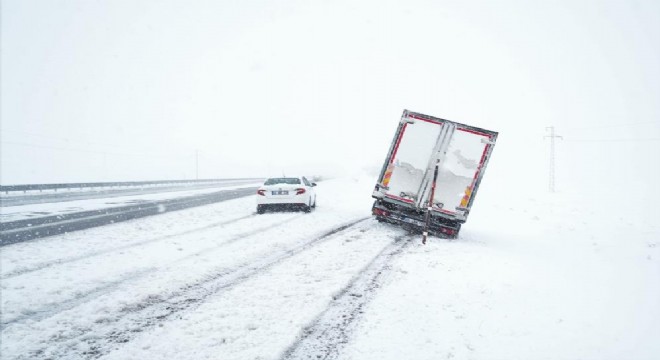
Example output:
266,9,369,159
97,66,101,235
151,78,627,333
281,234,413,360
0,268,155,329
1,214,256,279
1,214,303,329
21,217,371,360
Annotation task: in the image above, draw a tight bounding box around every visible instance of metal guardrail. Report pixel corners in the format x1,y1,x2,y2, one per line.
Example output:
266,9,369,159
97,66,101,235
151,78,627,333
0,187,259,245
0,178,263,194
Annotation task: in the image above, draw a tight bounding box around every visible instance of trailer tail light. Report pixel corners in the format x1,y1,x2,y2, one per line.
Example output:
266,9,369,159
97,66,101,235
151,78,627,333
373,207,390,217
440,227,456,236
295,188,306,195
257,189,266,196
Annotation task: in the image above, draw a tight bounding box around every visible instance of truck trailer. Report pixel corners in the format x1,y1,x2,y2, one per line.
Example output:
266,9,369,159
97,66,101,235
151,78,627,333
371,110,498,239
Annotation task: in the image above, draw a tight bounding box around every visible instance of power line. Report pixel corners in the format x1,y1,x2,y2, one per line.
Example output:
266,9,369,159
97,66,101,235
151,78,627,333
561,121,659,131
0,130,197,157
0,141,190,159
1,141,115,155
565,138,660,143
0,129,120,148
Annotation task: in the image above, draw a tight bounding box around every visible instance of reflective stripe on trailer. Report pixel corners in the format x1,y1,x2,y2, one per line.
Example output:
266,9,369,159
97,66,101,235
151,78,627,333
384,194,414,203
382,163,395,187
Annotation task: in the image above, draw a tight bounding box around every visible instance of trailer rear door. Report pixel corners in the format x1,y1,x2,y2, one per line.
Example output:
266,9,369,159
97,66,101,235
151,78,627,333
381,118,443,205
431,126,497,217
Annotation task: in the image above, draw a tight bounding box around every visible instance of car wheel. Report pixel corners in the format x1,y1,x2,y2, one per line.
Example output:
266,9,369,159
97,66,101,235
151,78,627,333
303,200,312,213
312,197,316,208
257,205,266,214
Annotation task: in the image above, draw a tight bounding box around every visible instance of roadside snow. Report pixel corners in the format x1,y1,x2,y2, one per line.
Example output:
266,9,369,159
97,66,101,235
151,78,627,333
0,176,382,359
100,221,404,360
1,176,658,360
341,192,660,360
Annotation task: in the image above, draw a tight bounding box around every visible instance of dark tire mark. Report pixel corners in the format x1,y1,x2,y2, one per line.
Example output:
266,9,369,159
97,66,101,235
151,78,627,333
0,268,155,329
3,214,303,330
19,218,370,360
1,214,255,279
281,235,412,360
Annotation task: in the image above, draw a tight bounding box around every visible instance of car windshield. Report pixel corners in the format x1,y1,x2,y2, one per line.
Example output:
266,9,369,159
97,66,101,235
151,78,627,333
264,178,301,185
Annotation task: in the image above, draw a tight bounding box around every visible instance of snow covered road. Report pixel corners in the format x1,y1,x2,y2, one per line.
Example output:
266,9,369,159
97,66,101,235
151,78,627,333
1,178,408,359
0,179,264,207
1,177,658,359
0,183,263,245
0,180,263,222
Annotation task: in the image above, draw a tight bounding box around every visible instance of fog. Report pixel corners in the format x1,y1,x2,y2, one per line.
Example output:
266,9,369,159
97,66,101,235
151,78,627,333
2,0,659,198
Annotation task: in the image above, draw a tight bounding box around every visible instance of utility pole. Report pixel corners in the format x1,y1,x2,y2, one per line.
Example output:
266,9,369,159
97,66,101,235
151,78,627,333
544,126,563,192
195,149,199,180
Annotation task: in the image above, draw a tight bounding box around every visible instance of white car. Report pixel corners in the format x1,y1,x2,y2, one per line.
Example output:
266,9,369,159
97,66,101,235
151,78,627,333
256,176,317,214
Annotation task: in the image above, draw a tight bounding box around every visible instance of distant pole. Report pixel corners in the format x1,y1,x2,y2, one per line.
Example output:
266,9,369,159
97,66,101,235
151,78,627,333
195,149,199,180
544,126,563,192
102,152,107,179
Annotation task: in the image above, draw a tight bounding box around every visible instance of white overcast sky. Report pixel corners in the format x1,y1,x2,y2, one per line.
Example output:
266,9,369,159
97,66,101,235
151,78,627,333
1,0,659,195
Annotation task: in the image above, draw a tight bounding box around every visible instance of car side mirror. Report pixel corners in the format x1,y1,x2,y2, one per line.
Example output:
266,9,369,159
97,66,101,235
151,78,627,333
311,183,317,187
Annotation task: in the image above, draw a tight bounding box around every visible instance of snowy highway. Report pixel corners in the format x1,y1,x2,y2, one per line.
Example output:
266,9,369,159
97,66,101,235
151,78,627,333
0,181,263,245
1,177,659,359
4,0,660,358
0,179,263,207
1,178,406,359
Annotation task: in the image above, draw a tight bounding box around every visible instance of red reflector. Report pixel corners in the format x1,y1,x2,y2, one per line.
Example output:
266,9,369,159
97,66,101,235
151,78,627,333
373,208,390,217
295,188,306,195
257,190,266,196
